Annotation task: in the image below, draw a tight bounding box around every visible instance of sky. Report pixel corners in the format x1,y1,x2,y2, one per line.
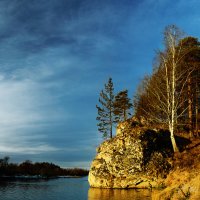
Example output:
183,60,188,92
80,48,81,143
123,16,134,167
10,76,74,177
0,0,200,169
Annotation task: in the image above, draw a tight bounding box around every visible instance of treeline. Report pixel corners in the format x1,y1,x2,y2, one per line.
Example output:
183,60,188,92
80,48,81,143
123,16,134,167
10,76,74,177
0,156,88,178
134,25,200,152
134,26,200,138
97,25,200,153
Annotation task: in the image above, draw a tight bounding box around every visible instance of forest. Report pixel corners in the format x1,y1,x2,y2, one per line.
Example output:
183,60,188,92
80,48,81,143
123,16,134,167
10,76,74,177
0,156,88,178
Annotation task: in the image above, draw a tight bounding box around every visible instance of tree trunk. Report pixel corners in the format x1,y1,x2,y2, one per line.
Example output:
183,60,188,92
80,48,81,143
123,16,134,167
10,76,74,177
110,125,112,138
171,47,179,153
124,109,127,121
110,110,113,138
195,78,199,136
169,124,179,152
188,77,193,137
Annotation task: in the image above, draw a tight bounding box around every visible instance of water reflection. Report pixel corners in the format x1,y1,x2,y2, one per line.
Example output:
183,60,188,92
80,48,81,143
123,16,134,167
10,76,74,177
88,187,152,200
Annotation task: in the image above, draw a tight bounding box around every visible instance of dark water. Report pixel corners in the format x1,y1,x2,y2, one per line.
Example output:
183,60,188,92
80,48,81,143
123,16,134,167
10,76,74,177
0,177,152,200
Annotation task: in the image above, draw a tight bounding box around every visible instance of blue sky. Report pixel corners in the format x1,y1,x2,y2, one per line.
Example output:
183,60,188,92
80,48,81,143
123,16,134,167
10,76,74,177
0,0,200,168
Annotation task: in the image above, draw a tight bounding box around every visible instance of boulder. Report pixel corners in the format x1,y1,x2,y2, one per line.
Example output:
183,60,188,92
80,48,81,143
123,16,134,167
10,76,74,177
88,126,172,189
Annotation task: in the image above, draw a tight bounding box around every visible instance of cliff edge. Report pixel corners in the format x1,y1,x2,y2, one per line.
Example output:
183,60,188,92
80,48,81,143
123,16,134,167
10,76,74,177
88,121,174,189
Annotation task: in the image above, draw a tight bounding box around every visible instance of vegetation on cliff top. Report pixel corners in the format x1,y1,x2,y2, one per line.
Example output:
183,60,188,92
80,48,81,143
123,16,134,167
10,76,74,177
96,78,132,139
96,24,200,152
134,25,200,152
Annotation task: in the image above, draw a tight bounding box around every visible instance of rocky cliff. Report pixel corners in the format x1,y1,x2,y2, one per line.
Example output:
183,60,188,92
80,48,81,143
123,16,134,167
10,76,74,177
88,121,173,189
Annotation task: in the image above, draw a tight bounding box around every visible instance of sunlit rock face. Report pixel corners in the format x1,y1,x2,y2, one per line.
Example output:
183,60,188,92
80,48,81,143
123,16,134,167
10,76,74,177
88,121,172,189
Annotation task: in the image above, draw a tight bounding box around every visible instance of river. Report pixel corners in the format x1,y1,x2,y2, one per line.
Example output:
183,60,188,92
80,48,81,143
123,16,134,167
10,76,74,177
0,177,152,200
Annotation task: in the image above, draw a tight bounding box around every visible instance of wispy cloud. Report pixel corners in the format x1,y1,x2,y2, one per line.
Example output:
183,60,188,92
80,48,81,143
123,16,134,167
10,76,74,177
0,143,59,155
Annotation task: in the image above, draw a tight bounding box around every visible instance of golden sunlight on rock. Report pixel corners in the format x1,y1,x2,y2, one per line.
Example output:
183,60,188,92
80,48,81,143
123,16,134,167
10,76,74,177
88,123,172,189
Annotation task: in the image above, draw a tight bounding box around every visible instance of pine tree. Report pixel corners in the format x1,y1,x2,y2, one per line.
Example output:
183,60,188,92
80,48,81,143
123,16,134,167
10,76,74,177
114,89,132,122
96,78,116,139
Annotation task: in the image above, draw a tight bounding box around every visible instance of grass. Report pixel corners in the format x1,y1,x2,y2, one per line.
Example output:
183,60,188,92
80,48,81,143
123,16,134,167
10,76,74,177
152,137,200,200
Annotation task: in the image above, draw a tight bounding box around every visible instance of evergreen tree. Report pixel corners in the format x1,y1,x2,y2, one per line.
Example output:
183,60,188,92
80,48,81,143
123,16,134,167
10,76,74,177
114,89,132,122
96,78,116,138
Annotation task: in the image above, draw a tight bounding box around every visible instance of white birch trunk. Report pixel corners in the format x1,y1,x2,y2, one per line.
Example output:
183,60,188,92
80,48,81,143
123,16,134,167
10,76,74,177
170,40,179,152
169,123,179,152
137,26,196,153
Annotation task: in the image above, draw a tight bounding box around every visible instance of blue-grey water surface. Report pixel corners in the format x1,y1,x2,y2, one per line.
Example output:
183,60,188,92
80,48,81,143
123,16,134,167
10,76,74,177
0,177,152,200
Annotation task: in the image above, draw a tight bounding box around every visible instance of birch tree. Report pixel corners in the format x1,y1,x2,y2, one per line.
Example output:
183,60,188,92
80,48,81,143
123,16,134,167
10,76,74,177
135,25,197,152
161,25,183,152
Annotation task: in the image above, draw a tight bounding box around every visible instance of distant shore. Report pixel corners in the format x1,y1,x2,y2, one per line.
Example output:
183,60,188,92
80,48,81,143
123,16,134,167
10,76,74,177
0,158,89,178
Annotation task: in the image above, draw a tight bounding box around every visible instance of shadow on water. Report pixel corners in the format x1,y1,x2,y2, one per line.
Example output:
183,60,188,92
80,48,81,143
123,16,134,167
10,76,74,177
88,188,152,200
